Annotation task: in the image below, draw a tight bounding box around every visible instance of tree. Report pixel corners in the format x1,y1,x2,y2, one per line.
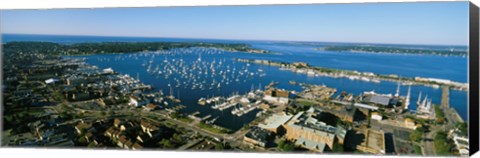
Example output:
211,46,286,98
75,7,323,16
456,123,468,136
410,128,424,142
278,140,295,152
172,133,184,144
434,132,453,155
159,139,173,148
215,143,224,150
108,109,114,116
332,142,344,152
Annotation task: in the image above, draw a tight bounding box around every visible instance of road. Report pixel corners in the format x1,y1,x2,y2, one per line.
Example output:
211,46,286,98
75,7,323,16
51,97,287,151
422,86,452,156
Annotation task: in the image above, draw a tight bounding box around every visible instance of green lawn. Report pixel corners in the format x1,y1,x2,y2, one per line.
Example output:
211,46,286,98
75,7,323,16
178,117,193,123
198,122,230,134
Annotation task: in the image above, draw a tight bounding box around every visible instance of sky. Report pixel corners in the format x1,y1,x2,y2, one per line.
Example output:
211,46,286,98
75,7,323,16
0,2,470,45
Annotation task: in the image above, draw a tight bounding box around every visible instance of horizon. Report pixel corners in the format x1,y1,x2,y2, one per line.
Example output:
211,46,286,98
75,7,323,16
1,33,470,47
1,2,469,46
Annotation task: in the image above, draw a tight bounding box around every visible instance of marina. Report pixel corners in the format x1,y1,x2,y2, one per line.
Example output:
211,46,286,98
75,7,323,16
66,44,469,131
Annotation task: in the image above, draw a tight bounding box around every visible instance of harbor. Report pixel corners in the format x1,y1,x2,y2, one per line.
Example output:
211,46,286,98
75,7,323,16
71,45,468,131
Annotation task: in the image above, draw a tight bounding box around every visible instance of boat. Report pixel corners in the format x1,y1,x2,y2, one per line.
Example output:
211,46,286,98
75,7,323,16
198,98,206,105
289,80,296,85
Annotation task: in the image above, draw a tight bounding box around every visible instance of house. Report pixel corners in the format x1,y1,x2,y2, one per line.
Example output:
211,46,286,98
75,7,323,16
75,122,92,135
124,140,134,149
143,103,158,111
114,118,122,128
105,126,122,139
136,134,150,143
129,96,139,107
140,120,159,137
84,132,94,143
117,135,128,148
132,142,143,150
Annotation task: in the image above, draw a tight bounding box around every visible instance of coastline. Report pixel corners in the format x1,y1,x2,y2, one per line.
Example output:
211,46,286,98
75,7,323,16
235,58,469,92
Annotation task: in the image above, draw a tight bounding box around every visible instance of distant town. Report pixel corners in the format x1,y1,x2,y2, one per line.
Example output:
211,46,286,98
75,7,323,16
2,41,469,156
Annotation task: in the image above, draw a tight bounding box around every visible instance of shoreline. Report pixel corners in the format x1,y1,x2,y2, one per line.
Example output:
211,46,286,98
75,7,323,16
235,58,469,92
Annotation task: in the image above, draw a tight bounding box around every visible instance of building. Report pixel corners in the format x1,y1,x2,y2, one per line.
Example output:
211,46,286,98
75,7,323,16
132,142,143,150
75,122,92,135
258,112,293,134
356,129,386,155
129,96,139,107
449,129,469,157
114,118,122,128
140,120,159,137
364,95,391,106
371,112,383,121
143,103,158,111
404,118,417,130
283,108,341,153
243,127,273,147
335,126,347,145
263,89,290,105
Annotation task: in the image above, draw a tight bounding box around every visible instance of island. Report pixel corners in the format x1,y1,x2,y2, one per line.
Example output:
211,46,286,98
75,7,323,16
318,45,467,56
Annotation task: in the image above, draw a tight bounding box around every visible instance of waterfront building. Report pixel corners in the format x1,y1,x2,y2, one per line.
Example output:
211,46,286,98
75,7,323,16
263,88,290,105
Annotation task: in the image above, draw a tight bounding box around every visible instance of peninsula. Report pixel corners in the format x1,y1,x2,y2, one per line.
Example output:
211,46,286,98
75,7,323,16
318,45,467,56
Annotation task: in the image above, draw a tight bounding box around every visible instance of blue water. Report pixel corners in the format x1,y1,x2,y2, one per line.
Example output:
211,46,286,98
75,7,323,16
2,34,469,130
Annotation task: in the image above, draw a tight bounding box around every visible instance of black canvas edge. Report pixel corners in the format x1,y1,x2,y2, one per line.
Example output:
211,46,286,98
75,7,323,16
469,1,479,156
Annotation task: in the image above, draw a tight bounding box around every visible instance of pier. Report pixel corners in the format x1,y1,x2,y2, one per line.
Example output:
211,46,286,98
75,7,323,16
441,86,464,130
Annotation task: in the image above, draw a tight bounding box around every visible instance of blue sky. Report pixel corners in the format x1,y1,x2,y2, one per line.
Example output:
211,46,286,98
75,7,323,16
0,2,469,45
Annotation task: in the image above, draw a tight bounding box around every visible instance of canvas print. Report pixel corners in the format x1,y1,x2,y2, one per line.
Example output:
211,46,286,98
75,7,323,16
0,2,471,157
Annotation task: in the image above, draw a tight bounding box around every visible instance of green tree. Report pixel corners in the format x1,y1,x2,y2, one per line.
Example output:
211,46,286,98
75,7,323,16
456,123,468,136
332,142,344,152
159,139,173,148
215,143,224,150
278,140,295,152
434,132,453,156
410,128,425,142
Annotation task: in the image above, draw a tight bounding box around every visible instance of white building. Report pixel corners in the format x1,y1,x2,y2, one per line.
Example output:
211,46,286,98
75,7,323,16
371,112,382,121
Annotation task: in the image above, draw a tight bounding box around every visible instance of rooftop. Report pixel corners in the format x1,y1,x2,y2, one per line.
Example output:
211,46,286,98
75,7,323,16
258,112,293,130
288,108,337,134
244,127,272,143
